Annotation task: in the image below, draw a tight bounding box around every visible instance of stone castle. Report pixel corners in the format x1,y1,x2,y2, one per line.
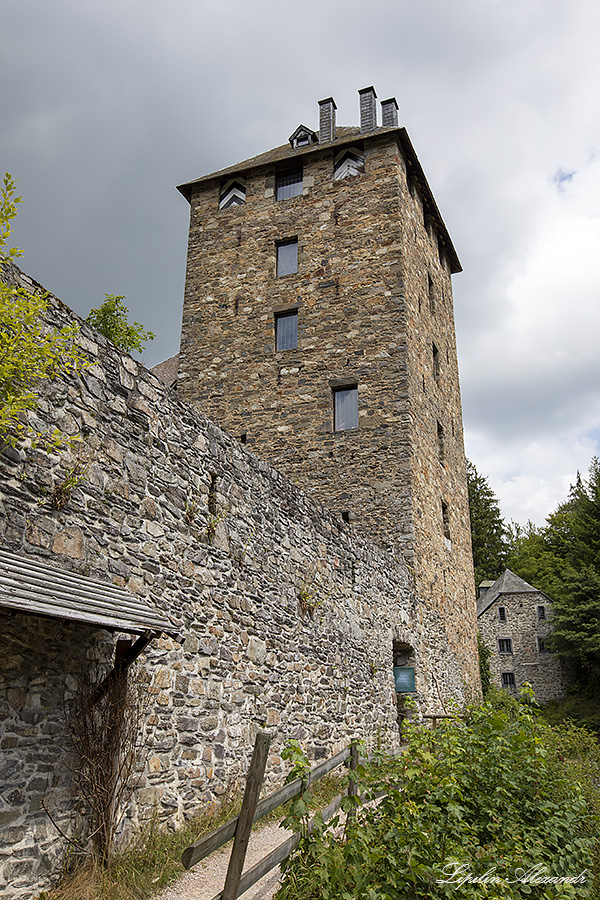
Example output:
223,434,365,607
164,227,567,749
176,87,476,685
0,88,479,898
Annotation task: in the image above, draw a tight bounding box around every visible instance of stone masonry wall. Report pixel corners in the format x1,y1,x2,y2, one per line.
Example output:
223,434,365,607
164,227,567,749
478,592,572,702
0,269,465,898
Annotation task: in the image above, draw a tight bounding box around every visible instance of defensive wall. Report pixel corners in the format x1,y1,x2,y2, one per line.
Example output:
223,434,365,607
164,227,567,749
0,267,469,897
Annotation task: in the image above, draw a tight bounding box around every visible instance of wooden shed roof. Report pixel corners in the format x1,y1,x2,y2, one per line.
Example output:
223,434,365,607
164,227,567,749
0,549,177,637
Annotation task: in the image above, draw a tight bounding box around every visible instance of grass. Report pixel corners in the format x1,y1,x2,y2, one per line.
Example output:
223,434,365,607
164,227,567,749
36,774,344,900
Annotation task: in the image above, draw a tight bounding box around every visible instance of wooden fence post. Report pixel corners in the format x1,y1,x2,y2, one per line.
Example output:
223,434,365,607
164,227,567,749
346,739,359,825
221,731,272,900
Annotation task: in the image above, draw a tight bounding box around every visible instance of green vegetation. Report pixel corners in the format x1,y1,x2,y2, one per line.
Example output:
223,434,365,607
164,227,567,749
466,459,509,586
477,631,492,696
508,459,600,681
86,295,155,354
0,173,83,448
276,692,600,900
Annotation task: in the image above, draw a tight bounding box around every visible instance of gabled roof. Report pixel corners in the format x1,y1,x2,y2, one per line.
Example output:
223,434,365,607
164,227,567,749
0,549,178,637
176,125,461,274
151,353,179,388
476,568,551,618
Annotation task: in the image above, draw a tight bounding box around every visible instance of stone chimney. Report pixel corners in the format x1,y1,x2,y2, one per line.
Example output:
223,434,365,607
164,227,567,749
318,97,337,143
381,97,399,128
478,581,494,599
359,86,377,132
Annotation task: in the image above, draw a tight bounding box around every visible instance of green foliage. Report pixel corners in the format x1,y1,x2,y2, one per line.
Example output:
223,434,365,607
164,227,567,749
508,459,600,677
477,632,492,696
276,695,599,900
86,295,155,354
466,460,510,586
0,174,83,449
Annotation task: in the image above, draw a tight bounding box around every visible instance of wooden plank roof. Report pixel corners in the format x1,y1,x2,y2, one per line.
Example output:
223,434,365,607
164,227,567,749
0,549,177,637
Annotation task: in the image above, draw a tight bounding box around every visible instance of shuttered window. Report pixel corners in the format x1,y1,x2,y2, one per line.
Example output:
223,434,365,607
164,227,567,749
276,168,303,200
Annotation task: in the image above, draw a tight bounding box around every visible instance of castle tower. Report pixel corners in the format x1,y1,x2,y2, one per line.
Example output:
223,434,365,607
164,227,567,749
177,89,477,686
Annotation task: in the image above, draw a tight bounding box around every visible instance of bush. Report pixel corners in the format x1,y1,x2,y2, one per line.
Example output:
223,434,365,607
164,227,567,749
276,694,599,900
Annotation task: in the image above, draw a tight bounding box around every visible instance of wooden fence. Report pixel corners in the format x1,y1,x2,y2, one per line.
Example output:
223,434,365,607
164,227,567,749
181,733,360,900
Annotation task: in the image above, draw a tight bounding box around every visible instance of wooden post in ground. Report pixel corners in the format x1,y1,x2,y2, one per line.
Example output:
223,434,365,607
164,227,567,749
346,739,360,826
221,731,272,900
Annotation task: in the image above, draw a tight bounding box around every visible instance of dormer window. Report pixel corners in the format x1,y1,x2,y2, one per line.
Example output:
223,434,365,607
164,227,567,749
288,125,318,150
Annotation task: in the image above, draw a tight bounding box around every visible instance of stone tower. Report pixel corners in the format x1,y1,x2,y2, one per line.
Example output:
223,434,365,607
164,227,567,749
177,88,477,682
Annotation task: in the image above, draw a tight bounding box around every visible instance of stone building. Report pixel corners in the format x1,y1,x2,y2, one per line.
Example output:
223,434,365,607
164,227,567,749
477,569,572,702
177,87,477,689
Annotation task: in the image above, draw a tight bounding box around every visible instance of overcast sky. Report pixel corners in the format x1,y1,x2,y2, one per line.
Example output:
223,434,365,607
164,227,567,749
2,0,599,528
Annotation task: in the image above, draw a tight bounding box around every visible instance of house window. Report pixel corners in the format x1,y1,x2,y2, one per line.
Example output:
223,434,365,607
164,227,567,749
333,386,358,432
334,147,365,180
501,672,516,689
498,606,507,622
219,177,246,209
276,168,303,200
537,605,546,621
276,240,298,277
498,638,513,654
537,637,549,653
275,311,298,351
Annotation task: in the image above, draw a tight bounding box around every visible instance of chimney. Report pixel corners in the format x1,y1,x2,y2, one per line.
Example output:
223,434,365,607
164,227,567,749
359,86,377,132
318,97,337,143
381,97,399,128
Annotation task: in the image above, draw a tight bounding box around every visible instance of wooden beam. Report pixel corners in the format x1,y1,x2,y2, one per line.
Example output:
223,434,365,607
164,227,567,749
221,732,271,900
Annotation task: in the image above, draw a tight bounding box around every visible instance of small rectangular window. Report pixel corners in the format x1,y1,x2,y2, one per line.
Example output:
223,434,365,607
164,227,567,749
432,342,440,381
437,421,445,464
276,168,303,200
277,240,298,276
441,501,451,547
501,672,516,688
275,311,298,351
498,606,506,622
537,605,546,621
333,386,358,432
428,274,435,314
498,638,513,654
537,637,549,653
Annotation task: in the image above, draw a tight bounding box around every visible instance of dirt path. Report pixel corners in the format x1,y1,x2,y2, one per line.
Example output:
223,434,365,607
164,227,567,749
156,820,291,900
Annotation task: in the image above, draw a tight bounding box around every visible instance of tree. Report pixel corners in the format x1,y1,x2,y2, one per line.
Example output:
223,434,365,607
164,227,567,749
86,295,155,354
0,174,83,448
466,459,509,586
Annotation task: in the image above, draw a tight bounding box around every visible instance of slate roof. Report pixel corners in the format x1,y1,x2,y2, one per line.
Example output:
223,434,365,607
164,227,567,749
0,549,178,637
176,125,461,274
476,568,551,618
151,353,179,388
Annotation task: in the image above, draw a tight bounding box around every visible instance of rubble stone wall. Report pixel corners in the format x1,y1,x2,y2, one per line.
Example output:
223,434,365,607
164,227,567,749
0,268,466,897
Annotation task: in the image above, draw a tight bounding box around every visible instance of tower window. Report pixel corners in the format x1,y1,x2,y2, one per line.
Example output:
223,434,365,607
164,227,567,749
276,167,303,200
437,421,445,465
537,637,549,653
276,240,298,276
498,638,513,654
219,177,246,209
333,386,358,432
275,311,298,351
432,343,440,381
441,500,451,548
428,274,435,314
334,147,365,180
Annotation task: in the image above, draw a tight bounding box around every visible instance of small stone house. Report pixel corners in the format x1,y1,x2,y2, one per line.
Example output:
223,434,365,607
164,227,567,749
477,569,571,702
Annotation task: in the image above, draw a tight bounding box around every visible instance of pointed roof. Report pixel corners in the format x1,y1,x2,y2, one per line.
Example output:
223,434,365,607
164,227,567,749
476,568,551,618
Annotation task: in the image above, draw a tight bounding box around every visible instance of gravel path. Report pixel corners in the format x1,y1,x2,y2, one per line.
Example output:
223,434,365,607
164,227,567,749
156,820,292,900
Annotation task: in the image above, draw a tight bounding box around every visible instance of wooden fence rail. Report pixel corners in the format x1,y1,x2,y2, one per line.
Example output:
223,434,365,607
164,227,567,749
182,733,358,900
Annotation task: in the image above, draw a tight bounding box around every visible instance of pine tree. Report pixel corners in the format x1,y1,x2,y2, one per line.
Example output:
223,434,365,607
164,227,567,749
466,460,509,587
